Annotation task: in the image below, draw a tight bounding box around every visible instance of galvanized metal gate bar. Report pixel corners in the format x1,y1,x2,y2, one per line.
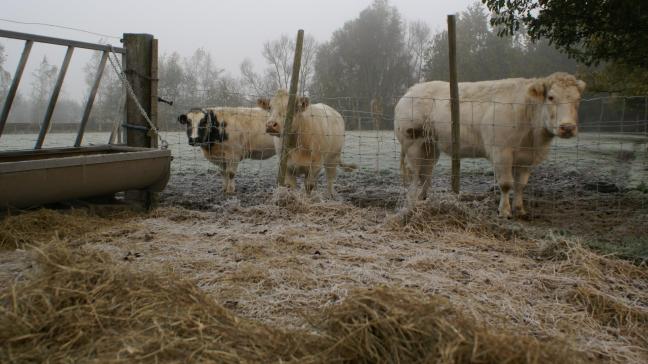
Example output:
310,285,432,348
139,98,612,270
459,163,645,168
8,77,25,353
0,29,126,53
0,40,33,140
75,50,109,147
0,29,128,147
35,46,74,149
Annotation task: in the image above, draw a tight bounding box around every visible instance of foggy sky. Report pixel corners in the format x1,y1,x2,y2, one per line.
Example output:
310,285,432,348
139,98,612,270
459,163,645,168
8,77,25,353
1,0,474,99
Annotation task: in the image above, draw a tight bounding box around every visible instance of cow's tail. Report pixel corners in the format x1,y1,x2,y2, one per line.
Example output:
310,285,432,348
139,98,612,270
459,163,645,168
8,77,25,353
338,161,358,172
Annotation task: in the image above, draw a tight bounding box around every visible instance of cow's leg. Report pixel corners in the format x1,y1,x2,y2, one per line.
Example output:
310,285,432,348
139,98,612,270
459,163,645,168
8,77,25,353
305,165,321,195
493,150,514,218
325,163,338,197
284,166,298,189
224,160,239,194
405,140,438,207
217,162,229,193
513,165,531,218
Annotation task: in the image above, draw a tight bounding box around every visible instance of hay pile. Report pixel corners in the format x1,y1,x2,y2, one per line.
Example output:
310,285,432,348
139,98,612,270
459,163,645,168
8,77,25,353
1,242,584,363
0,208,132,249
314,288,582,364
0,242,314,363
388,194,524,241
533,237,648,330
1,194,647,363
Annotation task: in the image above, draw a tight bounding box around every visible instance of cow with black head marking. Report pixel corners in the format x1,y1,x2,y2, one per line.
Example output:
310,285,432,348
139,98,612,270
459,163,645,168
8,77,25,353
177,107,275,194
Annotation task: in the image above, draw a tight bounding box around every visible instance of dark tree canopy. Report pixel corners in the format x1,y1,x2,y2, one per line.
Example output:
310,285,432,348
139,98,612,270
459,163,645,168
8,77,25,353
423,3,577,83
482,0,648,68
311,0,412,127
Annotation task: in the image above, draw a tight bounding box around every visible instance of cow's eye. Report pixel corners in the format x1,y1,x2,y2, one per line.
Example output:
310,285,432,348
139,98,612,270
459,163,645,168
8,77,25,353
548,95,554,101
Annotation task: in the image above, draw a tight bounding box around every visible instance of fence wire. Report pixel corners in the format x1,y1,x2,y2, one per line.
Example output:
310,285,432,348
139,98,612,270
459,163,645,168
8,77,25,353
154,90,647,226
2,86,646,225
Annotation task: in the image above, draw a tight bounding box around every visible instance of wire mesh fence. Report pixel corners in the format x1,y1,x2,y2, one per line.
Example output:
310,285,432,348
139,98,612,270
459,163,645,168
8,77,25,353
155,90,647,230
1,84,646,225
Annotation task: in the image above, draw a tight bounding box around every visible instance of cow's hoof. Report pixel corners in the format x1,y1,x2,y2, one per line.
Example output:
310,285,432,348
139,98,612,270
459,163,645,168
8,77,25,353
498,210,512,219
515,210,530,220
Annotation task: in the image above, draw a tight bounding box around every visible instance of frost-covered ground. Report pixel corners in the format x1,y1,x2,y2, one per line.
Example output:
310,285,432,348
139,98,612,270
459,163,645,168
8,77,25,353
2,130,647,244
2,131,648,363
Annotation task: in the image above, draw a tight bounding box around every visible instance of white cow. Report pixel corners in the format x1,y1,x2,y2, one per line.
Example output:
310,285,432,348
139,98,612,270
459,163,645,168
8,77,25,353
258,89,356,195
177,107,275,194
395,72,586,218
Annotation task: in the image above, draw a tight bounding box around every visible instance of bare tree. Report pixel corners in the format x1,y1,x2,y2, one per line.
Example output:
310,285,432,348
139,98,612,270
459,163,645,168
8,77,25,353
83,50,123,131
183,48,224,106
214,75,247,106
0,43,11,102
312,0,412,129
239,58,277,97
299,35,318,95
406,21,431,82
259,34,319,95
262,35,293,90
30,56,58,125
159,52,184,101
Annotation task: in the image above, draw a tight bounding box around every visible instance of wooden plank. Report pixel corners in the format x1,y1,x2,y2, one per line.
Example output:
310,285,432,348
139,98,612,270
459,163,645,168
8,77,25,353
276,29,304,186
0,29,126,53
149,38,158,148
35,45,74,149
123,33,153,149
75,50,109,147
0,40,32,139
448,15,461,194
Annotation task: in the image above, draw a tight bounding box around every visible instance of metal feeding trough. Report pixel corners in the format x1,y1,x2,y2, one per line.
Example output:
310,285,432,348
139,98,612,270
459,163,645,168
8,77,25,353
0,146,171,209
0,30,170,210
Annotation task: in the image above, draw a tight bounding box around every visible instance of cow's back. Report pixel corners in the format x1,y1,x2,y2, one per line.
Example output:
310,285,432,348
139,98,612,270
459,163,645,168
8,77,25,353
395,78,536,159
208,107,276,160
294,103,346,164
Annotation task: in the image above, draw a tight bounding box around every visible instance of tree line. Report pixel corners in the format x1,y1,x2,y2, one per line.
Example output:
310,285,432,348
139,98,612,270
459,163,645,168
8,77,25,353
1,0,644,133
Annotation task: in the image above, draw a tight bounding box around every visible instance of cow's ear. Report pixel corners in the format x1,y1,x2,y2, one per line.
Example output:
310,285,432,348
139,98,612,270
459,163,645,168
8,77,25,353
528,80,548,100
296,96,310,112
576,79,586,93
178,114,188,124
257,98,271,110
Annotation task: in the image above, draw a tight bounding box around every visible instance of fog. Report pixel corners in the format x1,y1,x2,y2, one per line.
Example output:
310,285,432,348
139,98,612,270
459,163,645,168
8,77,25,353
1,0,473,100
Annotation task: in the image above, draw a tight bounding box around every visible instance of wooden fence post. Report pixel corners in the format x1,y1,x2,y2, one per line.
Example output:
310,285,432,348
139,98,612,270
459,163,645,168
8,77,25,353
123,33,158,207
149,38,159,148
277,29,304,186
448,15,461,194
123,33,155,148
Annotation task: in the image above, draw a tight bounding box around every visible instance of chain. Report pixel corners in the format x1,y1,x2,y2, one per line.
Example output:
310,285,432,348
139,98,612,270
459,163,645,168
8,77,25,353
107,46,168,149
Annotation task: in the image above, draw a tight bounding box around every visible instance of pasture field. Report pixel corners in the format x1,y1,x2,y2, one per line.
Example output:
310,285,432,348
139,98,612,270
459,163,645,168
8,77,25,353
1,130,647,363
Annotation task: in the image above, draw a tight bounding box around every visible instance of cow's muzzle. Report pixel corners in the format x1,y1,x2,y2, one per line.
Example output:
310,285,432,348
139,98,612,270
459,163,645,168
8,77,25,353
558,123,577,138
266,122,280,136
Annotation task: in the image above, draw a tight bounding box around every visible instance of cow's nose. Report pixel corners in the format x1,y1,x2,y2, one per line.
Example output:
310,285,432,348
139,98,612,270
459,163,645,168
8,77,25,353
559,124,576,135
266,122,279,132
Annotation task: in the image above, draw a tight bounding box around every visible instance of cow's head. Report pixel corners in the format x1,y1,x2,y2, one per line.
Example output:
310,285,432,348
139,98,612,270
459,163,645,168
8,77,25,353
177,109,228,146
528,72,586,139
257,89,309,136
